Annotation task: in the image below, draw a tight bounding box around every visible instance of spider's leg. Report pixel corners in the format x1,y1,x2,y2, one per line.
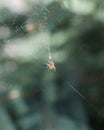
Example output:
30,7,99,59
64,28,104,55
46,65,49,68
53,66,56,71
47,68,50,70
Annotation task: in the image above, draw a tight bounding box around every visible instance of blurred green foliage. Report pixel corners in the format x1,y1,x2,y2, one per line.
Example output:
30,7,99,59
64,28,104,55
0,0,104,130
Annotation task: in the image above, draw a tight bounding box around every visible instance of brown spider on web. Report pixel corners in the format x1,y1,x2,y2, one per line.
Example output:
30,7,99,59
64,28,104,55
46,60,56,71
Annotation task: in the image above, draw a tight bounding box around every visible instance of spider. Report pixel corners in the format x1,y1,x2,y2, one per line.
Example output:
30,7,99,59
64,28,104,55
46,61,56,71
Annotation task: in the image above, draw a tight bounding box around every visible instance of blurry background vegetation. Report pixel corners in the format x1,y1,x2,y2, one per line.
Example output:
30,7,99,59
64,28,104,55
0,0,104,130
